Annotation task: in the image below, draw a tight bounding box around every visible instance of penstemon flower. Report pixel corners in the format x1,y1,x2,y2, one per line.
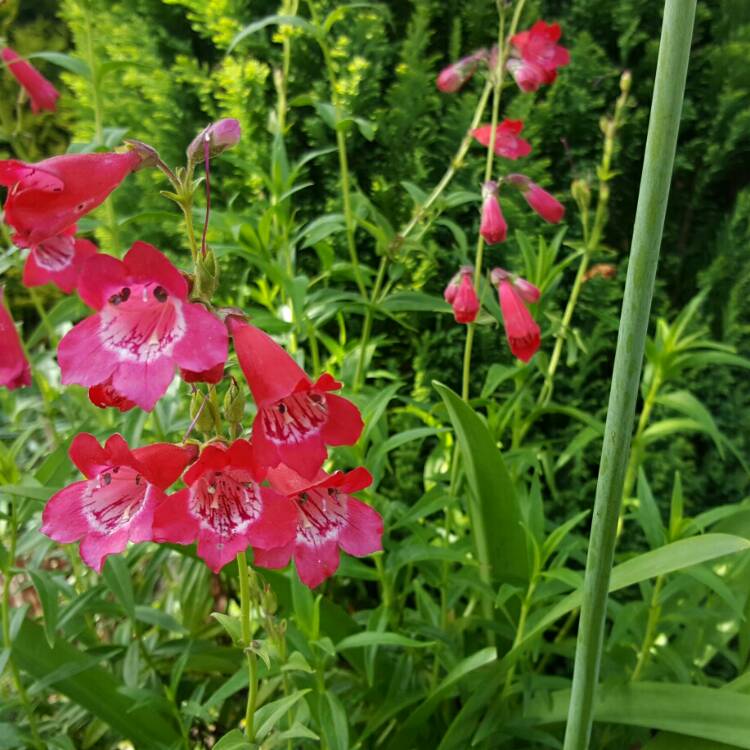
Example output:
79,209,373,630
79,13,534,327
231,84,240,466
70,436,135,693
1,47,60,114
507,173,565,223
444,267,480,324
41,433,196,572
0,287,31,390
57,241,228,411
152,440,297,573
22,228,98,294
229,318,363,479
254,464,383,588
436,50,486,93
480,181,507,245
472,120,532,160
507,20,570,93
491,268,542,362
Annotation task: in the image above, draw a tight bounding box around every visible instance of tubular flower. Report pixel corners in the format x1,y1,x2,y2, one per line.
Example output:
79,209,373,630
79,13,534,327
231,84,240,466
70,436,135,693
229,319,363,480
58,242,228,411
41,433,196,573
0,287,31,390
480,181,507,245
187,118,242,162
0,151,144,247
436,50,485,93
152,440,297,573
491,268,541,363
22,227,98,294
507,174,565,224
254,465,383,589
1,47,59,114
444,267,479,324
472,120,532,160
507,21,570,92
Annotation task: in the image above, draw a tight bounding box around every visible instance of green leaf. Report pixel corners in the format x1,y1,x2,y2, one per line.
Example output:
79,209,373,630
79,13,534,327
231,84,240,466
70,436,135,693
525,682,750,747
434,381,529,592
381,291,451,314
336,632,433,650
255,689,311,741
211,613,243,645
212,729,253,750
319,692,349,750
227,15,318,54
27,569,58,647
102,556,135,620
26,51,91,78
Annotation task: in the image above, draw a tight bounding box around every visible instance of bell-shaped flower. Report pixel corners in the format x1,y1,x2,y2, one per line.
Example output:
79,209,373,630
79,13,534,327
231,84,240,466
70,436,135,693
472,120,532,160
507,173,565,224
480,181,507,245
491,268,541,362
152,440,297,573
0,151,144,247
58,242,228,411
22,227,98,294
444,267,479,324
0,287,31,390
507,21,570,92
254,464,383,588
436,50,486,93
41,433,196,572
1,47,59,114
229,319,363,479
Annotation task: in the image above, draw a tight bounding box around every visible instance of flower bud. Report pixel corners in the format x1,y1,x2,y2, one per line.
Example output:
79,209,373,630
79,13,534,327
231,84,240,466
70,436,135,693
194,248,220,300
480,181,507,245
191,390,219,434
620,69,632,95
187,118,241,162
436,52,484,93
123,138,160,169
571,178,591,211
444,267,479,324
223,377,245,425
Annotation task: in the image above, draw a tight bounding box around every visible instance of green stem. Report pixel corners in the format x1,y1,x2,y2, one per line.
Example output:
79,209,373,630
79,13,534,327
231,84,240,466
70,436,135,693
28,288,57,348
236,553,259,741
562,4,696,748
354,255,387,391
503,576,537,697
631,575,664,681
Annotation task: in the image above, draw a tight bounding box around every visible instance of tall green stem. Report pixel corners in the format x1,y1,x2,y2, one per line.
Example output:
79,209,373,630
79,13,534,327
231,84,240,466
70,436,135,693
236,553,259,741
562,3,696,748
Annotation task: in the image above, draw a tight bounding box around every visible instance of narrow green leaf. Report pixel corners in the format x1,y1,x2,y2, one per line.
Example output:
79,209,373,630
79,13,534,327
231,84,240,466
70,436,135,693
255,689,311,741
102,556,135,620
213,729,253,750
28,569,58,647
336,632,433,650
26,51,91,78
227,15,317,54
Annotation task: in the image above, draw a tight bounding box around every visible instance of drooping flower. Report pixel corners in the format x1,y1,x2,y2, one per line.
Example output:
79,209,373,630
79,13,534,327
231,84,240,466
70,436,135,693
444,267,480,324
229,319,363,479
480,181,507,245
436,50,486,93
507,173,565,224
58,242,228,411
0,287,31,390
187,119,242,162
254,465,383,588
472,120,532,160
507,21,570,92
88,379,135,413
0,151,144,247
41,433,196,573
491,268,541,362
1,47,60,114
152,440,297,573
22,227,98,294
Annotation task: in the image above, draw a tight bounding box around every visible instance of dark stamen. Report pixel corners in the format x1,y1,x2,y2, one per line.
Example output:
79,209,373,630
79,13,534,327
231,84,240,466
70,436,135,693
153,285,168,303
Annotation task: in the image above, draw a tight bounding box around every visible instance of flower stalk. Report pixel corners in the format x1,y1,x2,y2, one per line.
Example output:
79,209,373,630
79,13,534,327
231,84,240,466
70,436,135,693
562,2,696,748
237,552,259,741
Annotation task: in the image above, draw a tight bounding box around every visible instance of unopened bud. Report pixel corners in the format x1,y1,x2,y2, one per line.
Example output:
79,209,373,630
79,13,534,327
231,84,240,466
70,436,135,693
619,69,632,95
223,377,244,425
571,179,591,211
194,248,220,300
187,118,241,162
123,139,160,170
191,390,218,434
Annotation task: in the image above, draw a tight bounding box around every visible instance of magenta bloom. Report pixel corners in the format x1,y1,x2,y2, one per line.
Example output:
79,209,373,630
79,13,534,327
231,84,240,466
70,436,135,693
524,182,565,223
480,181,507,245
436,51,485,93
58,242,228,411
472,120,532,160
229,319,363,479
0,152,143,247
254,465,383,588
491,268,541,363
153,440,297,573
0,287,31,390
41,433,195,573
444,268,479,324
187,119,242,161
1,47,60,114
508,21,570,92
22,228,98,294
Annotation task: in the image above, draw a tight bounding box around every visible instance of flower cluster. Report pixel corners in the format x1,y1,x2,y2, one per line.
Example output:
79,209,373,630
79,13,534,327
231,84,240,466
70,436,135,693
0,112,382,588
438,19,569,364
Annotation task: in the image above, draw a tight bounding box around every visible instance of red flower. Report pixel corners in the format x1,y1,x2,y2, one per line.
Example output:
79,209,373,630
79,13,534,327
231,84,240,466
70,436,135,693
229,319,363,479
507,173,565,223
58,242,228,411
480,181,507,245
254,465,383,588
491,268,541,362
22,227,98,294
152,440,297,573
472,120,532,160
436,52,484,93
444,267,479,324
0,287,31,390
1,47,59,114
0,151,143,247
508,21,570,92
41,433,195,573
180,362,225,385
88,379,135,413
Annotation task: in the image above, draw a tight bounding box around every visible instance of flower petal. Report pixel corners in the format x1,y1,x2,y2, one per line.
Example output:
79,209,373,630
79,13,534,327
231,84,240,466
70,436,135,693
112,357,176,412
321,393,364,446
339,497,383,557
58,314,119,388
172,302,228,373
123,242,188,300
41,481,90,543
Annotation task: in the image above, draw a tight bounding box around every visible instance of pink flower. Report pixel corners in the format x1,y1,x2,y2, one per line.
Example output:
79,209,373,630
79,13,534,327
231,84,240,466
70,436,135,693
480,181,507,245
254,465,383,588
0,287,31,390
491,268,541,362
41,433,196,573
229,319,363,479
444,268,479,324
58,242,228,411
472,120,532,160
88,379,136,413
187,119,242,161
1,47,60,114
152,440,297,573
22,227,98,294
507,174,565,223
0,151,144,247
436,51,485,93
508,21,570,92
